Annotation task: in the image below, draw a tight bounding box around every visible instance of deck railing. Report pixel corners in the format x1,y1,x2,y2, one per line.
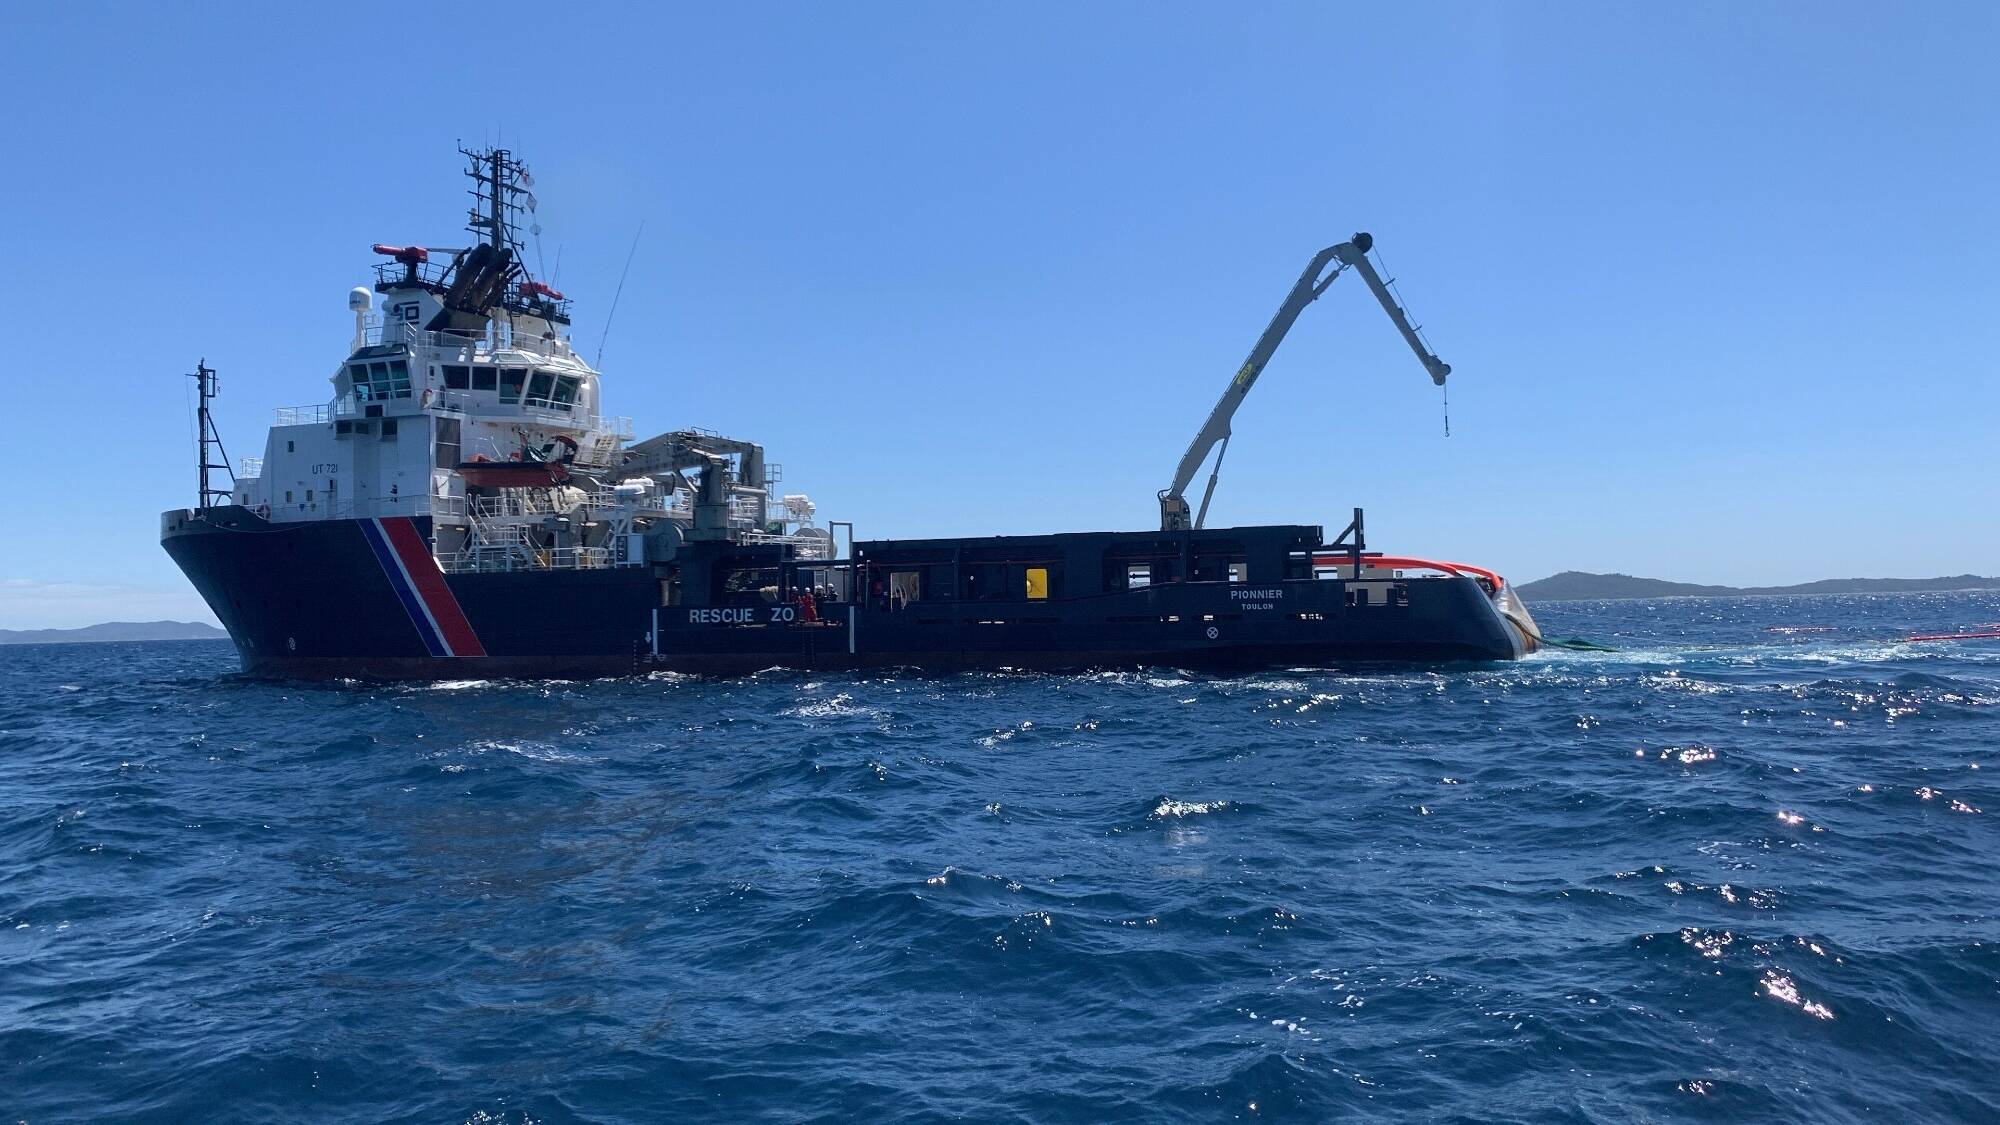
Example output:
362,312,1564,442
361,323,583,364
436,545,611,574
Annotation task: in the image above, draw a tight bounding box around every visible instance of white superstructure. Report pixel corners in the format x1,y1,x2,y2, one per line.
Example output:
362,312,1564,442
224,147,827,575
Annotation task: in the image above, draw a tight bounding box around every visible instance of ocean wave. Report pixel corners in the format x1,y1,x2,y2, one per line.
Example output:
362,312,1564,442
2,591,1997,1121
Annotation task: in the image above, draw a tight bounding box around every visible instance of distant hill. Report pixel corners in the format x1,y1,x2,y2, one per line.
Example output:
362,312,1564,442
1518,572,2000,602
0,621,228,645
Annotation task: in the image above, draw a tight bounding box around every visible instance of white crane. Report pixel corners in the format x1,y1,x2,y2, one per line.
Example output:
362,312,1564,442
1158,233,1451,531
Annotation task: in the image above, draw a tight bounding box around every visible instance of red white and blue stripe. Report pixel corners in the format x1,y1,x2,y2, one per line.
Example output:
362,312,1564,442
359,517,487,658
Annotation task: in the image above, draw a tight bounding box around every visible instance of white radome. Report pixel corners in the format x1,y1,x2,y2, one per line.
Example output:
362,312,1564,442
347,286,374,313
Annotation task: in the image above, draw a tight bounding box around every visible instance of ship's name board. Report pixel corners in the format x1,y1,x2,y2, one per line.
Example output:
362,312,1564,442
687,606,799,626
1231,588,1283,611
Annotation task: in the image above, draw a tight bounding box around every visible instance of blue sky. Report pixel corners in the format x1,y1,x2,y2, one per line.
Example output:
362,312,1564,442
5,2,1995,628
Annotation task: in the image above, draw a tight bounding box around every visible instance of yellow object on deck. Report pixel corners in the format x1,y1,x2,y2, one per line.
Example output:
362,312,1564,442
1025,567,1049,600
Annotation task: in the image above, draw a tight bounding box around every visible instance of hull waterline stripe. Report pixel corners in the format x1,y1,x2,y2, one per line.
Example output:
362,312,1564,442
379,517,488,657
359,518,448,657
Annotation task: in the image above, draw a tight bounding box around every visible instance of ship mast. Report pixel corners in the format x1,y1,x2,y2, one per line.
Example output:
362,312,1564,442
417,146,568,337
190,359,234,508
462,145,534,268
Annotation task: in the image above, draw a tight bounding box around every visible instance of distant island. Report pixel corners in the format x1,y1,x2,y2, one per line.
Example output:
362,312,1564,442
1517,572,2000,602
0,621,228,645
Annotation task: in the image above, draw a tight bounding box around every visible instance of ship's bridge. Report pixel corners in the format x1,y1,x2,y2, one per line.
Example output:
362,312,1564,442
335,323,615,432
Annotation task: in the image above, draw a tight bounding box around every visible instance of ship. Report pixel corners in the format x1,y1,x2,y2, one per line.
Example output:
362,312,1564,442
162,147,1540,680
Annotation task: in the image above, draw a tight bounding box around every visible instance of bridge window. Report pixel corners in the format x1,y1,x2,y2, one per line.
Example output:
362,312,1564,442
348,359,413,400
442,365,470,390
552,375,580,411
471,366,497,391
498,367,527,404
525,371,556,408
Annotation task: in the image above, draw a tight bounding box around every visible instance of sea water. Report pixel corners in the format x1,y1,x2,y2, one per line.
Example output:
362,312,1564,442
2,592,1996,1122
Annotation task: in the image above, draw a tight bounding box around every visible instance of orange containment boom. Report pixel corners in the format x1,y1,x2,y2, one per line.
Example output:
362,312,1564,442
1311,554,1506,589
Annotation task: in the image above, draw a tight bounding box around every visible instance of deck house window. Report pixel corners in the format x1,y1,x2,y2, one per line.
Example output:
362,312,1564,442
498,367,527,404
552,375,580,411
471,366,497,391
525,371,556,408
442,365,471,390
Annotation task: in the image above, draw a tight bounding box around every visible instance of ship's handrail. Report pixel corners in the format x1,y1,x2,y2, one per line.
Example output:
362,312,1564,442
274,400,361,426
274,389,632,442
469,491,576,519
436,545,611,574
462,488,678,521
740,530,836,560
363,323,587,366
428,389,633,439
268,495,455,522
430,389,580,427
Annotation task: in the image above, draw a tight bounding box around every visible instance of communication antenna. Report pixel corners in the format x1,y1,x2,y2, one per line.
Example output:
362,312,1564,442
596,219,646,368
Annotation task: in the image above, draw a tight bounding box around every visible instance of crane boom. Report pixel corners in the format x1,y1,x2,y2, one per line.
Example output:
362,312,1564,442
1157,232,1451,531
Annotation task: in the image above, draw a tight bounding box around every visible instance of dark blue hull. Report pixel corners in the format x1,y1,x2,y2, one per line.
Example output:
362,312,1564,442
163,507,1531,680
